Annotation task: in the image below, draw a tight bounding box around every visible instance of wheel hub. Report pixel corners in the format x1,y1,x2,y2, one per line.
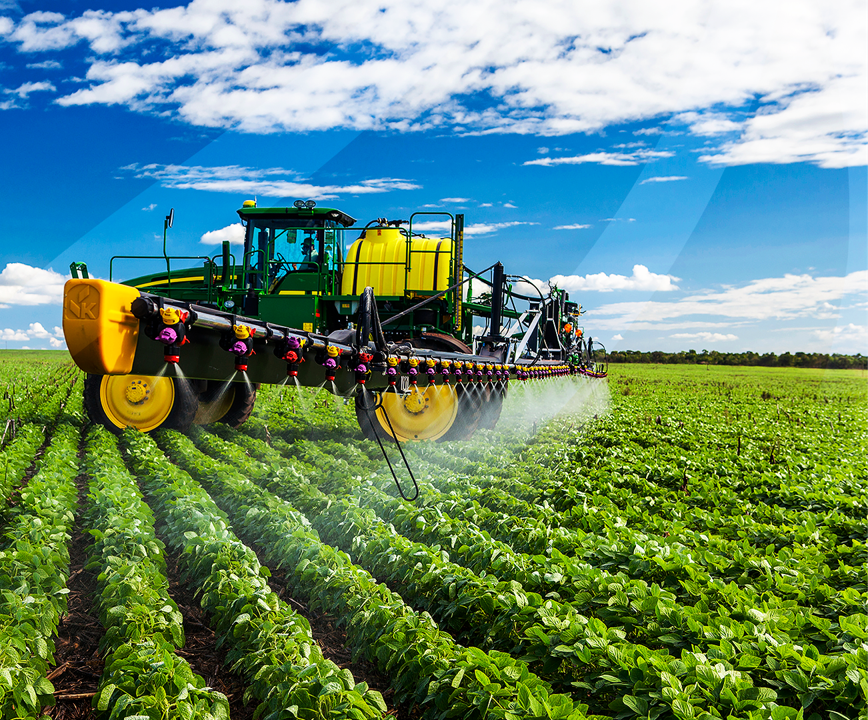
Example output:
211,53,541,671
402,390,429,415
124,379,150,405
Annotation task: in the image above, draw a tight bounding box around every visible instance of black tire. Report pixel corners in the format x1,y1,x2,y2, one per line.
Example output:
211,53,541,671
477,383,506,430
218,382,258,428
84,373,198,434
439,384,484,440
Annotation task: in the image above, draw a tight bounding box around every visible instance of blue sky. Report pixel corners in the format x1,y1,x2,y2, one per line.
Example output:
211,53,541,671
0,0,865,354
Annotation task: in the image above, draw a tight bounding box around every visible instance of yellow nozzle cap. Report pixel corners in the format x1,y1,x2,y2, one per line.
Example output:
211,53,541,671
408,357,420,367
326,345,339,358
387,356,399,366
426,358,436,367
160,307,182,325
440,359,451,368
233,324,252,339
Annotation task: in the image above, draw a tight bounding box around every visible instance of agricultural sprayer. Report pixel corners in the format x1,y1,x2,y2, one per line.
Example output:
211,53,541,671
63,201,607,444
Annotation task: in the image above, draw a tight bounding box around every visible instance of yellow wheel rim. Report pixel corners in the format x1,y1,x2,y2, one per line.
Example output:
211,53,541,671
100,374,175,431
376,385,459,441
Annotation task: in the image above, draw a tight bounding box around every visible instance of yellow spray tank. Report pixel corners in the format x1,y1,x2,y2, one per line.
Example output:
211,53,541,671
340,226,453,298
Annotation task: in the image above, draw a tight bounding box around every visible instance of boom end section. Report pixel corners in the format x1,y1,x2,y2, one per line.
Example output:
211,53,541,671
63,278,141,375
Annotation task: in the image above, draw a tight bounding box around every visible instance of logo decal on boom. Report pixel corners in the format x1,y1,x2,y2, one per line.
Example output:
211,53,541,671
65,284,99,320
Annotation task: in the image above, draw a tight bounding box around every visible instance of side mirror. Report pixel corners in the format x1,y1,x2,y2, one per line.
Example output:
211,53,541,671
166,208,174,229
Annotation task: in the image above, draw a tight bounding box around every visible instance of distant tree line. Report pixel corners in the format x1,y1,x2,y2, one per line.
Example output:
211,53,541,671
605,349,867,369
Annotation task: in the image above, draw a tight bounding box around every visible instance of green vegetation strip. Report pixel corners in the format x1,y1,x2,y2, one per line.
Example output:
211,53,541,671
82,425,230,719
0,423,79,717
121,429,388,720
155,427,591,720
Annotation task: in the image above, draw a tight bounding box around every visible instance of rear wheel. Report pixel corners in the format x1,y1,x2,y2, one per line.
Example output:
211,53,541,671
84,373,198,433
355,383,484,442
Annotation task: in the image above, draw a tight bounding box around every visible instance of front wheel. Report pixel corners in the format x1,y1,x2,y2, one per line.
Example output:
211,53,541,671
84,373,198,433
193,381,257,428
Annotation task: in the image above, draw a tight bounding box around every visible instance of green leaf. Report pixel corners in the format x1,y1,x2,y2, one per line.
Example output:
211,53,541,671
623,694,650,715
97,683,118,712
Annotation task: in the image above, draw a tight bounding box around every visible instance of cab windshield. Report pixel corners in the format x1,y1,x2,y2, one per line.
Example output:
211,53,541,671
244,217,343,290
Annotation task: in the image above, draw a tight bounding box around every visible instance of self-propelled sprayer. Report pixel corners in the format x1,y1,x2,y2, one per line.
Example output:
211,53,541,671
63,201,607,450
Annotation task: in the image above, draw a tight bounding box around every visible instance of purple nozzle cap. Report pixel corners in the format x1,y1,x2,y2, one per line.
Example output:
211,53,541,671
408,367,418,376
229,340,248,355
324,358,337,369
157,327,178,345
387,367,397,376
356,364,367,374
287,337,301,350
426,367,436,376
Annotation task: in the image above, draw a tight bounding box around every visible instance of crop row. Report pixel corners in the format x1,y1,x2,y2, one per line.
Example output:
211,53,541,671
210,430,864,720
150,427,593,720
0,423,79,717
82,425,231,719
119,428,389,720
189,425,867,720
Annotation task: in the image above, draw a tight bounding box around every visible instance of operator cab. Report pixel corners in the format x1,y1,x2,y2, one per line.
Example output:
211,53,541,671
238,201,356,297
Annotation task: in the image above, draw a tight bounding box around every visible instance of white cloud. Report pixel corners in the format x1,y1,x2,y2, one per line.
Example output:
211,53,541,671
639,175,688,184
6,81,55,98
26,59,62,70
588,270,868,329
479,202,492,207
525,149,674,167
123,163,420,199
612,333,623,341
27,322,53,338
0,329,29,341
0,322,67,346
0,263,67,306
503,202,517,208
515,264,679,295
413,220,538,236
553,223,591,230
440,197,470,203
812,322,868,350
142,203,157,211
670,331,739,342
3,0,865,167
676,111,742,136
201,222,245,245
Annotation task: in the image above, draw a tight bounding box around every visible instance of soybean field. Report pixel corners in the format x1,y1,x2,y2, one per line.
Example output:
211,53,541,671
0,351,865,720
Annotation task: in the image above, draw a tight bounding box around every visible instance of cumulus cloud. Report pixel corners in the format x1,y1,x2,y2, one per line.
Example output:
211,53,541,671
670,331,738,342
2,0,862,167
612,333,623,341
0,329,29,341
0,322,66,347
514,264,679,295
588,269,868,329
201,222,245,245
0,263,67,306
123,163,420,199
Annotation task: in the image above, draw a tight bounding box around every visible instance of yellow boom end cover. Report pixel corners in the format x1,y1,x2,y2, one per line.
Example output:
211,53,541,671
63,279,141,375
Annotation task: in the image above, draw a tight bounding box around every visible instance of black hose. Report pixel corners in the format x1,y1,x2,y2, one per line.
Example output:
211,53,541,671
356,286,388,352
